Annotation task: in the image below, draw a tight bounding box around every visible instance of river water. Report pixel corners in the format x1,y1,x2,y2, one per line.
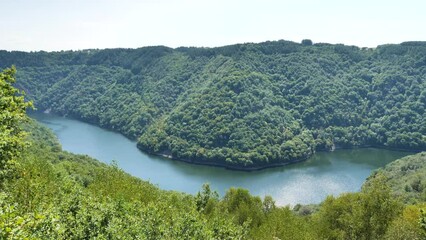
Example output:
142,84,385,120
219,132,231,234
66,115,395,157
31,112,412,205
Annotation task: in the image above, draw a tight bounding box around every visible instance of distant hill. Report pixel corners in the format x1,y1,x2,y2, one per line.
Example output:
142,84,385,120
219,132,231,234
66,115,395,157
1,40,425,168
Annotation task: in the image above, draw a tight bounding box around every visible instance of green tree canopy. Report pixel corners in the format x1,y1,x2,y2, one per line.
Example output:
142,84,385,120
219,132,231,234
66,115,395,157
3,41,426,168
0,66,32,185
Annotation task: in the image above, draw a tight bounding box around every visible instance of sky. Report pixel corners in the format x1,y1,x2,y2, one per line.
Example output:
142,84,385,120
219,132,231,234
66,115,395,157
1,0,425,51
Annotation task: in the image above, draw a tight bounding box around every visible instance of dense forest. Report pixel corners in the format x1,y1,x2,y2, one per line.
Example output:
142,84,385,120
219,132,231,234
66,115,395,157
1,67,425,239
1,40,425,168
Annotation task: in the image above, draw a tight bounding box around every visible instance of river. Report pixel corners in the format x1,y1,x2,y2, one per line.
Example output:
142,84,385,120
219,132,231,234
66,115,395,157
31,112,412,206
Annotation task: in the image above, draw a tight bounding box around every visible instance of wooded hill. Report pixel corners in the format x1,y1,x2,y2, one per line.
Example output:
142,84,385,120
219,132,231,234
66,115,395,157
1,40,425,168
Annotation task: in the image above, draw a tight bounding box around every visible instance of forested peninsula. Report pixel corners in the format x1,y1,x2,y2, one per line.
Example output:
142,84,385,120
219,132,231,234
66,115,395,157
1,40,425,168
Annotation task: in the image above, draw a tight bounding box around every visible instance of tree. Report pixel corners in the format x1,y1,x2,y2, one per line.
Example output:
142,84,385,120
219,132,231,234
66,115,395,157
315,174,402,239
222,188,265,227
301,39,313,46
262,195,275,214
0,67,32,186
195,183,219,213
383,205,426,240
421,209,426,233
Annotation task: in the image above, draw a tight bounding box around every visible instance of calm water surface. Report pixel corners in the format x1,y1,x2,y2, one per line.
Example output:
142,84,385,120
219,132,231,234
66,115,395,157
31,112,412,205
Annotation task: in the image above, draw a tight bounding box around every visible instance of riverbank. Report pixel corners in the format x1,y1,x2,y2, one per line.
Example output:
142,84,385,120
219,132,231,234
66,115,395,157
31,110,421,171
149,151,311,172
143,144,420,172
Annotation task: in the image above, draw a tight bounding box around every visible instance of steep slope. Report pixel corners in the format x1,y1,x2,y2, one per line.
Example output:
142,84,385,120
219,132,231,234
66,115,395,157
1,40,425,168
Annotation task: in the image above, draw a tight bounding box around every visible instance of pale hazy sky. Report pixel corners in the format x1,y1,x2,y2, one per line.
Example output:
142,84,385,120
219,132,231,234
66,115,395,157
1,0,425,51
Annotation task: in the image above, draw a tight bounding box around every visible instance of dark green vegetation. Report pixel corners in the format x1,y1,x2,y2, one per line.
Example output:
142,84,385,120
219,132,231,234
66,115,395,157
0,67,32,185
1,67,426,239
1,40,425,168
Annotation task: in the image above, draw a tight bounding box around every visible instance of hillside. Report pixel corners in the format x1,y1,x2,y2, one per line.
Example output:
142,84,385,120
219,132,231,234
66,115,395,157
367,152,426,204
1,40,425,168
0,67,425,238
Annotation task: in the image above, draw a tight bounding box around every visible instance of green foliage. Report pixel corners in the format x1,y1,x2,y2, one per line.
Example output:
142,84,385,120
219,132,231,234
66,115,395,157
301,39,313,46
420,208,426,233
1,119,248,239
0,88,425,238
1,42,426,238
366,152,426,204
315,175,402,240
3,41,425,168
221,187,265,228
251,207,314,240
383,204,426,240
195,183,219,213
0,67,32,186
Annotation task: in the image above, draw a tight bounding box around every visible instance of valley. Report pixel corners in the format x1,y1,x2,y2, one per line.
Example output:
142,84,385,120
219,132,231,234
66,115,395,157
31,111,412,205
2,41,425,168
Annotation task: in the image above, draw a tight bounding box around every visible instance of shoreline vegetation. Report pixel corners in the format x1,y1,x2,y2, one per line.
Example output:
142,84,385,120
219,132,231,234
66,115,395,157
33,110,421,171
147,144,420,171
